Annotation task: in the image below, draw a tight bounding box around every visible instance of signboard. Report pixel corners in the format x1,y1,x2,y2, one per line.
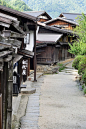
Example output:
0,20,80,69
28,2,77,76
24,34,29,44
22,60,28,75
13,76,17,84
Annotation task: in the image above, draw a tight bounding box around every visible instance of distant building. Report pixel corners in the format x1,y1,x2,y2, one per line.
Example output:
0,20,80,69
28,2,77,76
36,22,76,65
59,13,86,22
44,17,79,30
24,11,52,22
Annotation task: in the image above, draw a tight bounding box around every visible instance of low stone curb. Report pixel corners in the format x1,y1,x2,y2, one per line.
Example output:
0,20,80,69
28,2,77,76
63,60,74,67
21,88,36,94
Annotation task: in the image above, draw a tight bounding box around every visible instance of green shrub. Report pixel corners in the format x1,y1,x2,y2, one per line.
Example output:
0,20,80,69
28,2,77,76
82,69,86,85
57,63,65,72
57,63,63,67
82,85,85,89
78,56,86,74
84,88,86,94
72,55,84,69
59,66,65,72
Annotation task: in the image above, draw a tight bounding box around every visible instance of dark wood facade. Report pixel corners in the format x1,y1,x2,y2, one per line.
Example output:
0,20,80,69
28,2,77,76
45,17,78,30
36,43,72,65
36,24,75,65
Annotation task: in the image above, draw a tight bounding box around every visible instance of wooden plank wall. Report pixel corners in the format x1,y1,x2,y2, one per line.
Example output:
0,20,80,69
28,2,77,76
37,45,73,64
47,20,73,30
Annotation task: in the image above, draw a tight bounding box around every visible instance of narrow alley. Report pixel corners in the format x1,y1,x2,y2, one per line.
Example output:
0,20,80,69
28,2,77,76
20,62,86,129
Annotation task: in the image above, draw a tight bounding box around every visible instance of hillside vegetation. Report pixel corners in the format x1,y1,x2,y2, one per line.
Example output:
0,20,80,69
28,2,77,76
0,0,32,11
22,0,86,18
0,0,14,9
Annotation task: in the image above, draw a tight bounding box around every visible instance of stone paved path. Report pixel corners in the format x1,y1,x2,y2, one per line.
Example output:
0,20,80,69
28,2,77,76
20,76,44,129
39,62,86,129
20,61,86,129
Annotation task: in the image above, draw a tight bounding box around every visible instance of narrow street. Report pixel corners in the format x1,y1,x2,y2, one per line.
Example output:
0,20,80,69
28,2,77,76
39,62,86,129
20,62,86,129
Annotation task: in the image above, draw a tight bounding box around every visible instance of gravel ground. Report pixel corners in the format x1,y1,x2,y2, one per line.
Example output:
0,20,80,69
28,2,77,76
39,62,86,129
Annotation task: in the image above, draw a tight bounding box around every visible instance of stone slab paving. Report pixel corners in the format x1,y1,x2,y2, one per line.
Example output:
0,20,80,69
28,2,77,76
20,76,44,129
20,93,40,129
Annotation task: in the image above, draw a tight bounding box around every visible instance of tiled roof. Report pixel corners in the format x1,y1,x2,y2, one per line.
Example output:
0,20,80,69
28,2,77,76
44,17,79,26
0,5,36,21
24,11,52,19
59,13,86,22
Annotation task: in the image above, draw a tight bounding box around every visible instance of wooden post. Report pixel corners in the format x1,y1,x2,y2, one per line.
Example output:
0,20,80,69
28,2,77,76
34,25,37,81
2,62,8,129
28,58,30,76
0,94,2,129
1,71,3,129
6,59,13,129
0,58,8,129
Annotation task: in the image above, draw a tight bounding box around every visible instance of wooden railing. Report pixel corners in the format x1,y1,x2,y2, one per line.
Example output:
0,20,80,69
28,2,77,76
0,94,2,129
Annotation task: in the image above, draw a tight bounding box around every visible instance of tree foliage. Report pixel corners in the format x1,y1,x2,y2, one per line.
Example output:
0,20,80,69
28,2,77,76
9,0,32,11
19,0,86,18
0,0,32,12
0,0,14,9
68,13,86,55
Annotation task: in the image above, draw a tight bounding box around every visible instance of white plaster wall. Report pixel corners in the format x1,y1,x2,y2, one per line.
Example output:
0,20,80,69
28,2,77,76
25,31,34,52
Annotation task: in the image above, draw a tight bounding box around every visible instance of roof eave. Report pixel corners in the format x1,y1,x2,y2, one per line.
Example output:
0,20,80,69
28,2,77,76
0,5,37,22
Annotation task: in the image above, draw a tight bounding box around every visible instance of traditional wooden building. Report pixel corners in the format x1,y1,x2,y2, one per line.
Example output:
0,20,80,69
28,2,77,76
0,5,37,129
0,37,14,129
24,11,52,23
0,4,37,83
36,22,76,65
59,13,86,22
44,17,79,30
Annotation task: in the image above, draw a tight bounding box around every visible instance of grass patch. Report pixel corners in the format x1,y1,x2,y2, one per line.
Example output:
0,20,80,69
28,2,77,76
57,63,66,72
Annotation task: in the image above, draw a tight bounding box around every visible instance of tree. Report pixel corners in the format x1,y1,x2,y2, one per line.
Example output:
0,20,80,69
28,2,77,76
68,13,86,55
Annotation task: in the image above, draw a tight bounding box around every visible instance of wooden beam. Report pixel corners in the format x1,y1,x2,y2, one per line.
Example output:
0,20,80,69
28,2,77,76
0,22,10,28
0,13,18,22
10,31,24,38
27,22,35,25
12,23,25,34
0,16,12,24
4,55,12,62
